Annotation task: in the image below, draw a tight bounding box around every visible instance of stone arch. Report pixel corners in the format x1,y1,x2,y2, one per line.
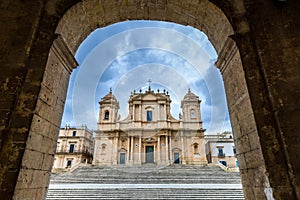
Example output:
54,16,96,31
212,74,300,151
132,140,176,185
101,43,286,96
1,1,298,200
55,0,233,55
50,2,266,199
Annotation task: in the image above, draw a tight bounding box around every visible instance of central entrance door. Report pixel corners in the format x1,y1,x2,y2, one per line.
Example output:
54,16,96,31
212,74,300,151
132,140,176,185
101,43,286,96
174,153,180,164
146,146,154,163
120,153,126,164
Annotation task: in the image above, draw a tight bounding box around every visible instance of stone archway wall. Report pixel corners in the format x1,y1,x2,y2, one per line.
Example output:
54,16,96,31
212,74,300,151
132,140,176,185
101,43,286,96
55,0,233,55
20,0,266,199
52,1,270,199
0,0,299,200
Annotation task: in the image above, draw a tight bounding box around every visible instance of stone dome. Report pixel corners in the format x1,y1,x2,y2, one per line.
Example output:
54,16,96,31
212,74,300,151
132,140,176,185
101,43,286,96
101,88,118,102
183,89,199,101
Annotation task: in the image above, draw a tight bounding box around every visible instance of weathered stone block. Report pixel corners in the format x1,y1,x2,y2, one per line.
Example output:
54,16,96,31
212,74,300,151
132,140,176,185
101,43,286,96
241,186,255,200
22,149,43,170
25,132,43,152
40,136,56,154
81,0,105,29
248,130,261,150
235,134,251,154
42,153,55,171
31,170,50,188
15,169,33,189
244,149,264,169
13,188,37,200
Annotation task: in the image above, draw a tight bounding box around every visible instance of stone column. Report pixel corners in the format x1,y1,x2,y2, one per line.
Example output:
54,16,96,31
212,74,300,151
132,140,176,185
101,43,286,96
132,104,135,121
138,136,142,164
113,136,118,164
158,105,161,120
127,137,130,163
78,140,82,152
139,104,142,121
165,135,169,164
181,131,186,164
130,136,134,164
169,136,173,164
157,136,161,164
154,145,156,163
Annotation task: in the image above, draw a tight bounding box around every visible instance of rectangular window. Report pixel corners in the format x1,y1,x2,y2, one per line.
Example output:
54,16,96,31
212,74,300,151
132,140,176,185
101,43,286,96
147,111,152,121
218,147,225,157
233,147,236,155
104,111,109,120
72,131,76,136
67,160,72,168
69,144,74,153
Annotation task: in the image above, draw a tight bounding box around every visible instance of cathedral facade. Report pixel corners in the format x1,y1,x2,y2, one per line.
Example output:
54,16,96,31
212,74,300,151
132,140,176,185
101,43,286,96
93,87,207,166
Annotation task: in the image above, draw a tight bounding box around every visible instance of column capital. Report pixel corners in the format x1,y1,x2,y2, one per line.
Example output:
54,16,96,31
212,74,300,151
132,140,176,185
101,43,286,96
214,37,238,74
52,34,78,74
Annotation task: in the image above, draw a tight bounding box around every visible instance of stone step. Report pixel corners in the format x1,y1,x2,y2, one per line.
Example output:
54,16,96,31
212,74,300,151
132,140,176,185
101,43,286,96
50,179,241,184
47,165,244,199
47,188,244,200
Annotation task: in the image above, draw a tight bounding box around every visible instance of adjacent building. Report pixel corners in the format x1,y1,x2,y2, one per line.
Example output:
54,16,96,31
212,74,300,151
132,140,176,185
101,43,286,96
205,132,238,169
93,87,207,166
52,125,94,171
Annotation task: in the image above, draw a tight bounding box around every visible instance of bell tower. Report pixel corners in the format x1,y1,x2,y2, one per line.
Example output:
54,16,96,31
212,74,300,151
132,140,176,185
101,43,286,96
98,88,119,125
181,88,202,124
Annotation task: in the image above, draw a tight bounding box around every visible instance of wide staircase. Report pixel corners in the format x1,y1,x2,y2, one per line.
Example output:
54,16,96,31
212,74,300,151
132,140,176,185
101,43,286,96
47,165,244,199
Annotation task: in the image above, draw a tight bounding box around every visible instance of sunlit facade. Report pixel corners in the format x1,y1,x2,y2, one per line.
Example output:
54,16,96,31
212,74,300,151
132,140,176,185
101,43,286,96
53,126,93,171
205,132,238,170
93,87,207,166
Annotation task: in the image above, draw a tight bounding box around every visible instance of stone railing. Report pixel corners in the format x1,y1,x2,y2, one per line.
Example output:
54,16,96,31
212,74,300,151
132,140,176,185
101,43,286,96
217,162,239,172
55,150,93,156
218,162,229,172
218,153,226,158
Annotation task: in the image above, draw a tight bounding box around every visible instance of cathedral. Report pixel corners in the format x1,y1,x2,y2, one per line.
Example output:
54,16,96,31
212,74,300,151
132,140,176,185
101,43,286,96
93,86,208,166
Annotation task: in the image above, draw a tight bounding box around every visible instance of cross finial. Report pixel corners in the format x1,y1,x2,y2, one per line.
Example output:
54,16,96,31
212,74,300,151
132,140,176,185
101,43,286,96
147,79,152,90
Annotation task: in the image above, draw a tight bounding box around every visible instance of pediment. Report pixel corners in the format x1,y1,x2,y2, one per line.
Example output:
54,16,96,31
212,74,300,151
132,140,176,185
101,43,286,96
142,93,157,101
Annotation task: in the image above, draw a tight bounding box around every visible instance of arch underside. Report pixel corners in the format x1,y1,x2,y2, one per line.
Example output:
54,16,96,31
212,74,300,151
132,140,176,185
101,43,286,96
55,0,233,56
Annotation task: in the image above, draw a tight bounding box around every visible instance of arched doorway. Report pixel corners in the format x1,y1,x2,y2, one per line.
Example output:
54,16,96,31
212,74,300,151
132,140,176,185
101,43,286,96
1,1,298,200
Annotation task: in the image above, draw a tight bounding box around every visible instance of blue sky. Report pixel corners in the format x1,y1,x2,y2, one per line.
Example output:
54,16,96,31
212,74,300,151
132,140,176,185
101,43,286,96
61,20,231,134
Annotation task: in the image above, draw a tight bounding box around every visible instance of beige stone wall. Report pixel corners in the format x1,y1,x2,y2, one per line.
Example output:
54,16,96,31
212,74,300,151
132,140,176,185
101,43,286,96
93,136,113,165
212,156,237,168
95,89,205,166
184,136,207,165
12,36,77,200
93,133,208,166
215,38,271,198
53,155,82,169
53,127,93,169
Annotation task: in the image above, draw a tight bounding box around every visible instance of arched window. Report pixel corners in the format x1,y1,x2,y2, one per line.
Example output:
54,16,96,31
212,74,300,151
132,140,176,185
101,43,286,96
194,143,199,154
190,109,196,118
101,143,107,154
104,111,109,120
